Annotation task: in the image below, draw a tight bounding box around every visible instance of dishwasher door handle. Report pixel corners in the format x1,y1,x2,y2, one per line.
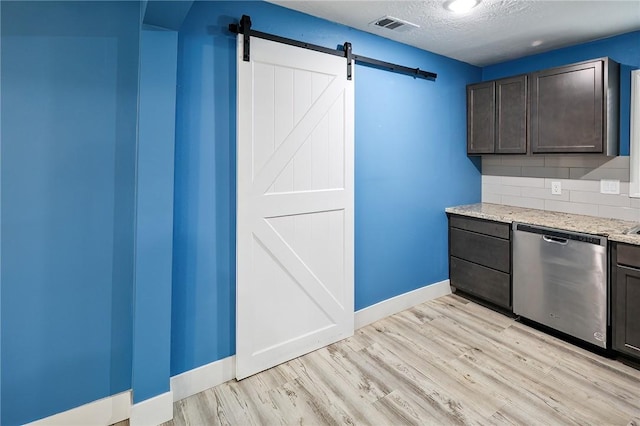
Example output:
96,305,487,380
543,235,568,245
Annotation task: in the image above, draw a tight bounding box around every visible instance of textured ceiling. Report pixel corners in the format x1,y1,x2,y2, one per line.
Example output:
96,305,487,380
267,0,640,66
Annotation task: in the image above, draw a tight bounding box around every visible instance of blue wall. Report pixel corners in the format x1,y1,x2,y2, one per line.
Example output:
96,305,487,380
483,31,640,156
0,2,139,424
172,0,481,376
131,28,178,404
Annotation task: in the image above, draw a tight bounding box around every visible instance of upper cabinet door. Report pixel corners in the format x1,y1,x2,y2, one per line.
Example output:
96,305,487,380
496,75,527,154
467,81,496,154
530,60,604,154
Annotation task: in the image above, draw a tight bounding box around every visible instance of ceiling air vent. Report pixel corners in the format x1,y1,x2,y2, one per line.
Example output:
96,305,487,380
370,16,419,33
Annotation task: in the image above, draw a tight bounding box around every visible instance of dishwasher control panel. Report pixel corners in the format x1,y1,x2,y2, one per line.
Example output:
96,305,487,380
515,223,604,245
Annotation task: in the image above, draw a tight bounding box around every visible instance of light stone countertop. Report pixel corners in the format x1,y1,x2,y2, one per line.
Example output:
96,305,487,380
445,203,640,246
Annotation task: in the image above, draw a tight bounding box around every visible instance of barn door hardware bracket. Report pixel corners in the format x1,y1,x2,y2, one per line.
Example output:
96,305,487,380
228,15,437,81
229,15,252,61
343,42,353,80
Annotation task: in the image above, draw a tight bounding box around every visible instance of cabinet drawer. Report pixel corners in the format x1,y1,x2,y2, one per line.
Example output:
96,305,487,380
450,256,511,309
449,215,510,239
450,227,510,273
617,243,640,268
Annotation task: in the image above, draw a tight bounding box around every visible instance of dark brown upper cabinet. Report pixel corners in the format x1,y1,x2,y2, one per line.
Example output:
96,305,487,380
467,75,527,155
467,57,619,156
467,81,495,154
496,76,528,154
529,58,619,155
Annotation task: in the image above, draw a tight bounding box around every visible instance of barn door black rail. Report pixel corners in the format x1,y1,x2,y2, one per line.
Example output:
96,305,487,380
228,15,437,81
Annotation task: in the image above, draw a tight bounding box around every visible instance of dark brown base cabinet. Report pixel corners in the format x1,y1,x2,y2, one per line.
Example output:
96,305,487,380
612,243,640,361
448,214,512,310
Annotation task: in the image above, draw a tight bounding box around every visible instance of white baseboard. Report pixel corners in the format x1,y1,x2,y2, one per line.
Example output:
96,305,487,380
26,390,131,426
170,355,236,402
27,355,237,426
130,391,173,426
354,279,451,329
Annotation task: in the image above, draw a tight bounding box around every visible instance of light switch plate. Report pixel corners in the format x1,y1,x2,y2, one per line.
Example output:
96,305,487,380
551,181,562,195
600,179,620,194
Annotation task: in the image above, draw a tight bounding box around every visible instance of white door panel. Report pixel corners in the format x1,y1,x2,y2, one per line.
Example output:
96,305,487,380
236,35,354,380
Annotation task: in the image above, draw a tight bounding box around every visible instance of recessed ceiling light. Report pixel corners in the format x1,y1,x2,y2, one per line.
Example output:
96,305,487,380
444,0,480,13
531,40,544,47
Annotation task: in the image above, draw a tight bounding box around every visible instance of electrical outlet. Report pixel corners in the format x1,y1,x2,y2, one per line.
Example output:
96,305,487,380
600,179,620,194
551,181,562,195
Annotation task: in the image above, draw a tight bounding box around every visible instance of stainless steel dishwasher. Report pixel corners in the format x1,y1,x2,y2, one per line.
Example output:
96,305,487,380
512,223,608,348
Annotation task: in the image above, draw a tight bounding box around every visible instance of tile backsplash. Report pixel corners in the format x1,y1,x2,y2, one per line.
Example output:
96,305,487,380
481,155,640,222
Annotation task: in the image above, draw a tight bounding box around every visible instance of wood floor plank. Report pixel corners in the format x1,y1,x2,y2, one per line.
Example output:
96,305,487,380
506,322,640,395
452,294,515,328
339,333,370,353
362,342,496,424
429,296,513,333
370,390,425,426
549,358,640,413
284,352,384,424
301,346,389,405
267,379,344,425
509,319,632,372
240,362,299,396
398,302,446,325
454,350,585,425
487,401,574,426
428,315,558,375
165,294,640,426
457,347,618,425
380,314,474,359
544,365,635,424
355,322,507,420
208,381,268,425
167,390,226,426
372,388,465,426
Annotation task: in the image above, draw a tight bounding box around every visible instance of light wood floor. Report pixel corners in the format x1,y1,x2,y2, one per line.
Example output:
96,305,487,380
159,294,640,426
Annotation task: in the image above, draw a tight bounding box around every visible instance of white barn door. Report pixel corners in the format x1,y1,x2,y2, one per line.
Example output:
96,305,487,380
236,35,355,380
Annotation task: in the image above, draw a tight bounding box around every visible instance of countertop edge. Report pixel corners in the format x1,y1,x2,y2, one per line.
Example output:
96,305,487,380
445,207,512,224
446,203,640,246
